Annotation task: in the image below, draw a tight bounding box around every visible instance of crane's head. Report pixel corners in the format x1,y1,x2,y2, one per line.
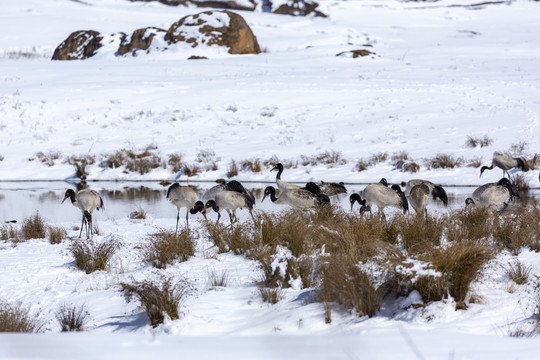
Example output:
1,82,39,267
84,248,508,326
61,189,76,204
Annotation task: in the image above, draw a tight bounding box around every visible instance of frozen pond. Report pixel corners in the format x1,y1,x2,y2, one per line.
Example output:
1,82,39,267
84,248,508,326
1,181,539,227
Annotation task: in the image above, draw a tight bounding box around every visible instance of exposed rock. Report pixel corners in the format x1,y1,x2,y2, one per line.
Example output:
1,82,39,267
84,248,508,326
190,0,257,11
165,10,260,54
336,49,376,58
128,0,256,11
117,27,167,56
51,30,103,60
187,55,209,59
273,0,327,17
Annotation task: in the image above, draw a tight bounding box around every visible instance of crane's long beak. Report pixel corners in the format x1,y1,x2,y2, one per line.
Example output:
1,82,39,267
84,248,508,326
61,195,68,204
261,194,267,203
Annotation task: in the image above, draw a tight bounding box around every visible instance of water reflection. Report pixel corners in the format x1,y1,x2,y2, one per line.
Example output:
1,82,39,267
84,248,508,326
0,181,538,224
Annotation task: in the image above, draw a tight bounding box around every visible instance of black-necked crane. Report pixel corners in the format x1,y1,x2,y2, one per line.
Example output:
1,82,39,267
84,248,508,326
202,179,255,209
166,183,201,233
318,181,347,196
408,183,431,216
465,178,519,211
354,182,408,217
271,163,300,191
404,179,448,208
480,153,526,179
204,190,256,226
262,185,329,210
62,188,104,238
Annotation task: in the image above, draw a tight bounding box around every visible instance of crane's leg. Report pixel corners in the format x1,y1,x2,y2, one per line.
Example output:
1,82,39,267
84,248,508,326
79,216,85,238
215,212,221,226
227,210,234,227
88,218,93,238
249,209,257,226
175,210,180,235
185,210,189,230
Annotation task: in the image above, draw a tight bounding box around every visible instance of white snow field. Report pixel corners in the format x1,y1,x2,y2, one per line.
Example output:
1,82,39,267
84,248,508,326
1,0,540,359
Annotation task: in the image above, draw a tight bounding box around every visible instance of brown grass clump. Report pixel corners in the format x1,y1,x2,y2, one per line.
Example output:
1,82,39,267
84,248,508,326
121,276,191,327
525,153,540,171
318,255,384,317
445,207,493,242
48,226,67,244
65,154,96,179
492,209,540,255
129,207,148,220
512,174,530,193
257,284,284,304
1,225,19,242
196,149,219,171
32,150,62,167
503,261,531,285
205,222,255,255
284,256,314,289
21,212,47,240
227,160,239,178
183,163,200,177
398,215,443,254
70,237,121,274
465,135,493,148
241,158,262,173
143,229,194,268
0,300,44,332
207,269,229,288
416,242,495,307
301,150,347,167
425,153,464,169
103,145,161,175
55,303,91,332
168,153,183,173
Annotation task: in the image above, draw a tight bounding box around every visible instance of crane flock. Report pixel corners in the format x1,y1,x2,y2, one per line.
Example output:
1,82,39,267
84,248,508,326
59,156,537,236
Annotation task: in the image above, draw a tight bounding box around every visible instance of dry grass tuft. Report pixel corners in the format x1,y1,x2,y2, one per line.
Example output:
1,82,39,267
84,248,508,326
301,150,347,167
121,276,191,327
241,159,263,173
48,226,67,244
465,135,493,148
425,153,464,169
208,269,230,288
55,303,91,332
102,145,161,175
227,160,239,178
205,222,255,255
21,212,47,240
64,154,96,179
512,174,530,193
183,163,200,177
32,150,62,167
0,300,44,332
143,229,194,269
417,242,495,306
129,206,148,220
70,237,121,274
168,153,183,173
257,284,284,304
1,225,20,242
492,209,540,255
399,215,443,254
196,149,219,171
503,261,531,285
445,207,493,242
318,255,383,317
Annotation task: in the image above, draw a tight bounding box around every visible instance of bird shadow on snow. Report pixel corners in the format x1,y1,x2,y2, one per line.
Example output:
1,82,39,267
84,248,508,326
97,312,149,332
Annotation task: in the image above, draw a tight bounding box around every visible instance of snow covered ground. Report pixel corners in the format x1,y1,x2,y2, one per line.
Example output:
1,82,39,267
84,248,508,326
1,0,540,358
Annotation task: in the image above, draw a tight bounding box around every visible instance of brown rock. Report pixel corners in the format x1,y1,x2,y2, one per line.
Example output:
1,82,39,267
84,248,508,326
336,49,375,58
117,27,167,56
51,30,103,60
165,10,260,54
273,0,327,17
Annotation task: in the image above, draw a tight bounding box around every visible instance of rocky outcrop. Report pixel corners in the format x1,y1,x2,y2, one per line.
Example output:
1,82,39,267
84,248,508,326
51,30,104,60
117,27,167,56
273,0,327,17
165,10,260,54
51,10,260,60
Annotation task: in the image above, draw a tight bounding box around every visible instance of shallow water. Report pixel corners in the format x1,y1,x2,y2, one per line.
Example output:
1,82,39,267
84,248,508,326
0,181,538,225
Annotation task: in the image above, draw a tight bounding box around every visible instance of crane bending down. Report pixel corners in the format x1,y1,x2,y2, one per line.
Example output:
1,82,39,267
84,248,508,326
62,188,104,238
480,153,526,179
204,190,256,226
167,183,204,233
